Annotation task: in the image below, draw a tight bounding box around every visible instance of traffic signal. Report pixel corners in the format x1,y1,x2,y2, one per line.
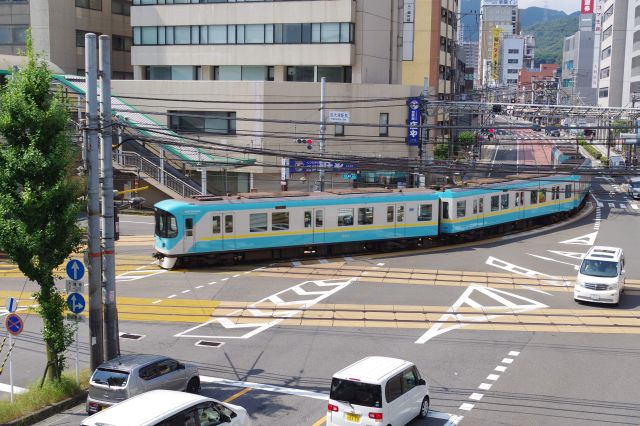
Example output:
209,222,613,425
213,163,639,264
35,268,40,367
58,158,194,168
492,104,502,113
296,138,313,149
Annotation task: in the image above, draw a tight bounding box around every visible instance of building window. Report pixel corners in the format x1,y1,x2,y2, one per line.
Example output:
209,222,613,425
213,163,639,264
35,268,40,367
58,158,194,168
112,0,131,15
112,71,134,80
599,67,610,79
0,25,28,45
145,65,200,80
601,46,611,60
214,66,274,81
507,69,518,74
76,30,101,47
507,59,518,64
507,49,519,54
112,35,132,52
379,113,389,137
318,66,352,83
599,87,609,98
564,60,574,70
335,124,344,136
602,26,612,41
169,111,236,135
76,0,102,10
286,66,314,82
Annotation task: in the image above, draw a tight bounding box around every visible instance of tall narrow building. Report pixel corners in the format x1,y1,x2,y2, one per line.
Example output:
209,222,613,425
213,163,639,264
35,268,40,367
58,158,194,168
477,0,519,88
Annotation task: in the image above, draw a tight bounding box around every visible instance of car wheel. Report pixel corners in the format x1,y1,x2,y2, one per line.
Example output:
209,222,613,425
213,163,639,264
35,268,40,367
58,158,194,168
418,396,430,419
186,377,200,394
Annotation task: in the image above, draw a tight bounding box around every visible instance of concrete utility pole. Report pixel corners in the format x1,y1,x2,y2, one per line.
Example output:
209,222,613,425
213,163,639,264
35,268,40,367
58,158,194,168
318,77,326,192
99,35,119,361
85,33,104,370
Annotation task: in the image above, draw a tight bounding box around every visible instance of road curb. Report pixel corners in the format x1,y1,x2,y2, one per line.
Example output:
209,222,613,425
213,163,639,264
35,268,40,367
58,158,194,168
5,391,87,426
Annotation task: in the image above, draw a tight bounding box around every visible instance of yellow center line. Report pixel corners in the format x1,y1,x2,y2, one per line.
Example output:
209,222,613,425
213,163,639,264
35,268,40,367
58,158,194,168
223,387,252,403
311,415,326,426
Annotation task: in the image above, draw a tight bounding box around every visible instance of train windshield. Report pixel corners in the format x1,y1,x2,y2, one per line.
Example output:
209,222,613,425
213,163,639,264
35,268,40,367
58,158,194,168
155,209,178,238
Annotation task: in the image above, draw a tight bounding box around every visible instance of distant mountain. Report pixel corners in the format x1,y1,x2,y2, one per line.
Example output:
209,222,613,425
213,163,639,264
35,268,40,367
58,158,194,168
522,13,580,66
519,7,574,28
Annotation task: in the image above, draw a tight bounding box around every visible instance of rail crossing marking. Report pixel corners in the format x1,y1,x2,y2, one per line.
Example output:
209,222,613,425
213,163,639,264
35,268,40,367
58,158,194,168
174,278,355,340
415,286,547,344
560,231,598,246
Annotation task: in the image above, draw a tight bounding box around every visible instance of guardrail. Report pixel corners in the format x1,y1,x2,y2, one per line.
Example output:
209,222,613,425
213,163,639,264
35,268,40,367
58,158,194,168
113,152,200,198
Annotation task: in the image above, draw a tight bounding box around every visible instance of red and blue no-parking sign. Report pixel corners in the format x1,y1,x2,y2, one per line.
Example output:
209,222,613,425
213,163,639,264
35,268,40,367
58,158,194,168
5,313,23,336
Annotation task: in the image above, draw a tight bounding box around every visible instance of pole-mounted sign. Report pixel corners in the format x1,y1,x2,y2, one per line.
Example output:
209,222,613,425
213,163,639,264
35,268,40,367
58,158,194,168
406,97,421,147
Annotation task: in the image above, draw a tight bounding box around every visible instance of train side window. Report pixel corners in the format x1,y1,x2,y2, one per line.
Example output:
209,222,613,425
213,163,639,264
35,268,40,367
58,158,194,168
225,215,233,233
397,205,405,222
387,206,394,223
442,202,449,219
315,210,324,227
565,184,572,198
272,212,289,231
520,192,524,205
304,211,312,228
491,196,499,212
530,191,538,205
539,189,546,203
250,213,268,233
478,198,484,213
418,204,432,221
212,215,221,234
473,200,478,214
185,218,193,237
338,208,354,226
358,207,374,225
456,201,466,218
500,194,509,210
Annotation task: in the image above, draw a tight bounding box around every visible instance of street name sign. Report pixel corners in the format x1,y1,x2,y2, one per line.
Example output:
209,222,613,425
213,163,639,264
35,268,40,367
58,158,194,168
65,280,85,294
328,111,350,124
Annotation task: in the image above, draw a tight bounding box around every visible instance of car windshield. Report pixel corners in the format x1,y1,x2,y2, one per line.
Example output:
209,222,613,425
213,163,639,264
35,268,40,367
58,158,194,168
91,368,129,388
631,182,640,189
580,259,618,278
330,378,382,408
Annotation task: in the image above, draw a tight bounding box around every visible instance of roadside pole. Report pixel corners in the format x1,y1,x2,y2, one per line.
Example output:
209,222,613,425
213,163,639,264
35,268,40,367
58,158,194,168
85,33,104,370
99,35,119,361
9,333,13,403
319,77,326,192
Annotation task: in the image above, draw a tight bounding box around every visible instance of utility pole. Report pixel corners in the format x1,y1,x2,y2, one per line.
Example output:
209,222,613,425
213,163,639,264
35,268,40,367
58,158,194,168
85,33,104,371
99,35,119,361
318,77,326,192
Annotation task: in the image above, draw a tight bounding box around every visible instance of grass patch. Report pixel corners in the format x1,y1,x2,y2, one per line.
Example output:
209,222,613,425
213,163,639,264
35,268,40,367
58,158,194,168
578,139,603,160
0,370,89,424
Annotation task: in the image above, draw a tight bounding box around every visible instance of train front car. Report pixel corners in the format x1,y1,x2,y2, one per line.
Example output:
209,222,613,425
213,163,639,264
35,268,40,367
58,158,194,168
154,199,191,269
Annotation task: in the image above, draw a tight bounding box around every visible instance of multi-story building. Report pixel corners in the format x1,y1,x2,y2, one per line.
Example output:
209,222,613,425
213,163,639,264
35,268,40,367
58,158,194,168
561,25,596,105
622,1,640,107
596,0,628,107
1,0,133,78
461,41,478,85
517,63,557,104
477,0,519,88
523,34,535,69
500,35,524,87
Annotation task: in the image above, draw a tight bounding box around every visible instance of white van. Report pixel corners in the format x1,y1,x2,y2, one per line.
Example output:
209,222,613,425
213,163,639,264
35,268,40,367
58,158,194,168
326,357,429,426
574,246,626,305
81,390,250,426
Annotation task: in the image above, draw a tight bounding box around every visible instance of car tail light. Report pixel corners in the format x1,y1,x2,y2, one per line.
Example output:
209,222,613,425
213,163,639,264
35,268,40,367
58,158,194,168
369,412,383,420
328,403,339,412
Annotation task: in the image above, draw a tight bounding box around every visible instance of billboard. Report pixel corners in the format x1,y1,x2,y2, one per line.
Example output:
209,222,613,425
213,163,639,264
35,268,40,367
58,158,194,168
581,0,594,14
491,27,502,82
406,97,421,146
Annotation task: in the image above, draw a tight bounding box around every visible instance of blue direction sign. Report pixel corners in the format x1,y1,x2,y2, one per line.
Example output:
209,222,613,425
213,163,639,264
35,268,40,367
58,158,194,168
5,313,23,336
66,260,85,281
66,293,86,314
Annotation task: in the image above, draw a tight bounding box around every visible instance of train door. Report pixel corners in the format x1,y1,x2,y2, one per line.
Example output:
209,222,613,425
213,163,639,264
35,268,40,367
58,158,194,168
222,213,235,250
395,204,406,237
439,200,449,234
183,216,196,252
515,191,525,219
474,198,485,228
313,209,325,244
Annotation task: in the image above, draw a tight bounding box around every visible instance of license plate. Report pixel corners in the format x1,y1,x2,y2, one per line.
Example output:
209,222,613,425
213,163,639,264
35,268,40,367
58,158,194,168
591,294,600,300
345,412,360,423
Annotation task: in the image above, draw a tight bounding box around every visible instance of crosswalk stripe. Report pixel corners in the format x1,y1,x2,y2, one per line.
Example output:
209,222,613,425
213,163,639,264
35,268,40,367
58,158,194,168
608,203,615,208
620,204,626,209
632,204,638,210
597,202,603,207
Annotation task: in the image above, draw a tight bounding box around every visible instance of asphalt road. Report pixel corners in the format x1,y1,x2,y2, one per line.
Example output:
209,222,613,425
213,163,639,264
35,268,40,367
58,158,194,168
2,178,639,426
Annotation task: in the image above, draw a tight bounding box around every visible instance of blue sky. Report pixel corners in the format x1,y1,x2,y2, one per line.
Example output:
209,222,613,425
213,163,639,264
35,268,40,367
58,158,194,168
518,0,580,14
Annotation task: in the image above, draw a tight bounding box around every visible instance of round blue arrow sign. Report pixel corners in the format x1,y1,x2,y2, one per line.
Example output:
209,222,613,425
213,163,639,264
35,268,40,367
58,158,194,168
66,259,85,281
66,293,86,314
5,313,23,336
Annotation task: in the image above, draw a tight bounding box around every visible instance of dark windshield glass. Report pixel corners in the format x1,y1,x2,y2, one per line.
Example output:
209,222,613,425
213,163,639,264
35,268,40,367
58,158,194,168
631,182,640,188
330,378,382,408
92,368,129,388
155,209,178,238
580,259,618,278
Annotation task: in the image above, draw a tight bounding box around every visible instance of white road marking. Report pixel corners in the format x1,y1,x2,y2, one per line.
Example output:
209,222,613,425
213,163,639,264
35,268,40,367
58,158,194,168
0,383,27,394
244,271,251,274
181,290,190,294
487,374,500,381
233,274,241,278
527,253,577,267
608,203,615,208
502,358,514,364
597,202,604,207
199,376,329,400
167,294,176,299
415,286,547,344
459,403,475,411
486,256,551,278
620,204,626,209
377,263,385,266
478,383,492,390
522,286,553,296
208,281,217,285
319,259,329,264
632,204,638,210
469,393,484,401
221,278,229,281
196,285,204,289
439,413,465,425
560,231,598,246
344,256,354,262
292,261,302,267
152,300,162,304
495,366,507,372
508,351,520,356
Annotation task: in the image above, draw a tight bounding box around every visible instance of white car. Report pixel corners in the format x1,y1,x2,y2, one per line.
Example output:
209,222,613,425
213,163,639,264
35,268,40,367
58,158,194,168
574,246,626,305
82,390,250,426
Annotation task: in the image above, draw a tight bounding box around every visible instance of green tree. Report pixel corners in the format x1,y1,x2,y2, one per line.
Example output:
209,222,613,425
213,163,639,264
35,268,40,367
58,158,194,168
0,34,83,380
433,144,449,160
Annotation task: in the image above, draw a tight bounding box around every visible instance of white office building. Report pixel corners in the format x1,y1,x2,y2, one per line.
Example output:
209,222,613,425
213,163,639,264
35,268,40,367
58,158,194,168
500,35,524,86
477,0,519,87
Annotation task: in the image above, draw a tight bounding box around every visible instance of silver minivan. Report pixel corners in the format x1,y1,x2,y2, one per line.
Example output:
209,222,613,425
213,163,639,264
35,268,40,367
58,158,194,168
86,354,200,414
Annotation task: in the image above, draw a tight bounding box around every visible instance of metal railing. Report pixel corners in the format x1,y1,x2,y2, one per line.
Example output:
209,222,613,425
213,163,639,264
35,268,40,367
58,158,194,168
113,152,200,198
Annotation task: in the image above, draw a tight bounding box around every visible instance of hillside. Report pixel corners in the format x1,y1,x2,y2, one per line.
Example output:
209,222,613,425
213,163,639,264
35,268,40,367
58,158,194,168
522,12,580,66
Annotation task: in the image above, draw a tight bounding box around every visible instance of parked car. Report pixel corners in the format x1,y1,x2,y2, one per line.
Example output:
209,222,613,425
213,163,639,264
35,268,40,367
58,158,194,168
545,127,560,137
628,176,640,199
532,124,541,132
86,354,200,414
326,356,429,426
609,155,626,168
574,246,626,305
82,390,250,426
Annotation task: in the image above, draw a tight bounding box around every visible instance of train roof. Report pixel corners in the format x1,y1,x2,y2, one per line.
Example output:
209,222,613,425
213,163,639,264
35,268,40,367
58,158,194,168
441,174,582,198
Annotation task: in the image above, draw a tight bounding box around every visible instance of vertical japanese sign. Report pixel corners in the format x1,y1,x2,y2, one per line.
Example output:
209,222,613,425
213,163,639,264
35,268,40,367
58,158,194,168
402,0,415,61
581,0,594,14
592,0,601,88
407,97,421,146
491,27,501,82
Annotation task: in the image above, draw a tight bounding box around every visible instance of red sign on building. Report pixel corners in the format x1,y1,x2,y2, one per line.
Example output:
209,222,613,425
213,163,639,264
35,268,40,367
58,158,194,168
581,0,594,14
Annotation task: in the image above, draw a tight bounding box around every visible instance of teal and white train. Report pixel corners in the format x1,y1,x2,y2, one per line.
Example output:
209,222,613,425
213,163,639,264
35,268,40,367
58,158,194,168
154,174,590,269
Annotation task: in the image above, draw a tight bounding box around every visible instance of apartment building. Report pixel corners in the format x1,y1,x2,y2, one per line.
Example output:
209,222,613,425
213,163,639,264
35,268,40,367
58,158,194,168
596,0,627,107
477,0,519,87
561,27,596,105
2,0,133,78
622,1,640,106
500,35,524,87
